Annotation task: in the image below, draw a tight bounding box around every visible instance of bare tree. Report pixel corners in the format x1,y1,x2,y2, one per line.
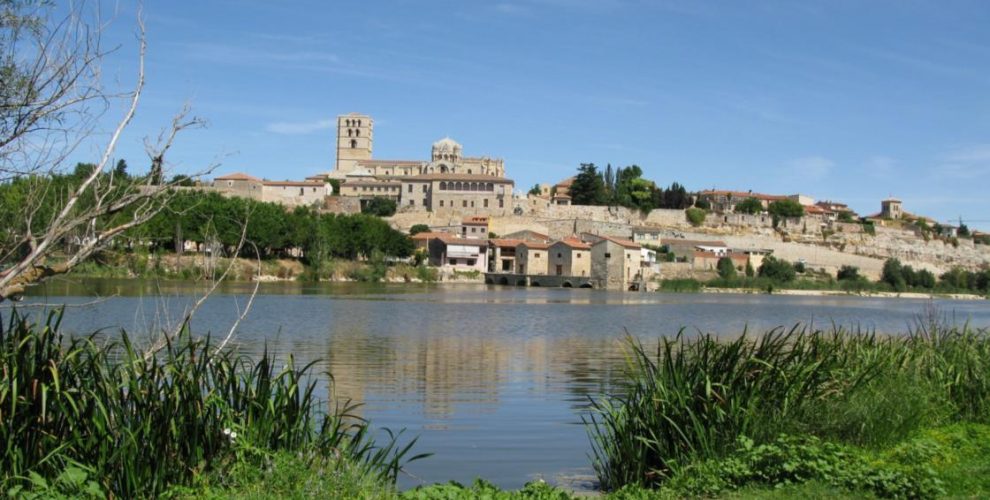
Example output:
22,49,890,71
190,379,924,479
0,3,211,301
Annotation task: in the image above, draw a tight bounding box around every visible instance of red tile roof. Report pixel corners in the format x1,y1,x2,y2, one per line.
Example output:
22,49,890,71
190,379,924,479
489,238,526,248
553,238,591,250
517,241,551,250
462,215,489,225
596,236,641,249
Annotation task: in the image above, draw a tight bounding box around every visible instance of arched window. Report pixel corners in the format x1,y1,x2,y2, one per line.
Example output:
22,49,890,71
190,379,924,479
348,129,353,137
358,120,362,126
487,183,494,191
355,129,360,136
440,181,447,190
350,139,357,148
455,182,462,191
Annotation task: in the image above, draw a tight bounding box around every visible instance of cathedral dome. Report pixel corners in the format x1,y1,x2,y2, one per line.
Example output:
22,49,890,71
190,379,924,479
431,137,463,162
432,137,462,151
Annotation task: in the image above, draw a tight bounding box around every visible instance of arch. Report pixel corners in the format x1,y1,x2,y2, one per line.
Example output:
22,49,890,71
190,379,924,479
348,129,353,137
530,281,541,287
345,119,351,127
350,139,357,148
455,181,462,191
439,181,447,190
498,276,509,285
485,276,494,284
440,164,449,173
580,283,593,289
516,279,527,286
562,281,573,288
487,183,494,191
356,129,360,136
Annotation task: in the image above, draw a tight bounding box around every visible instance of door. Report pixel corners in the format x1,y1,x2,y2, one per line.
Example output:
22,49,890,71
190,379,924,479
556,265,563,276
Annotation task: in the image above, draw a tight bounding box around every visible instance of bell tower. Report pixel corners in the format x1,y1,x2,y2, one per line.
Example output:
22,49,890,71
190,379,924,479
335,113,373,173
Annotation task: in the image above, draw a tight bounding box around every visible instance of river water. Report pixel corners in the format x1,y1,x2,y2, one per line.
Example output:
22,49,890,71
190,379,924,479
12,279,990,490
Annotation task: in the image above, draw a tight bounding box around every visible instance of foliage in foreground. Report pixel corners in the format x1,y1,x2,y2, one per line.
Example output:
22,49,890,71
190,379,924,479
586,321,990,492
0,310,423,498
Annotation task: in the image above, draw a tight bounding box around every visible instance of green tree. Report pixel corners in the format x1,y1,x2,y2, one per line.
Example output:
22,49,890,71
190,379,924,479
768,199,804,218
527,184,542,196
958,223,970,237
686,207,706,227
717,257,737,280
734,197,764,215
409,224,430,236
569,163,608,205
113,159,128,178
327,178,340,195
362,197,397,217
881,258,907,292
759,256,796,283
837,211,854,223
837,265,860,281
745,259,755,277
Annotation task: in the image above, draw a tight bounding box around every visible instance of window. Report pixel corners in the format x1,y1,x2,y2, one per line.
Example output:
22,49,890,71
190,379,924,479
605,253,612,259
348,129,353,137
462,200,467,208
470,201,475,208
299,188,304,196
468,169,472,174
577,253,582,258
557,253,562,258
350,139,357,148
440,200,444,207
448,259,457,266
355,129,360,136
483,199,488,208
422,184,427,193
468,259,476,266
409,200,414,206
440,182,447,190
499,199,504,208
408,184,413,193
535,252,540,258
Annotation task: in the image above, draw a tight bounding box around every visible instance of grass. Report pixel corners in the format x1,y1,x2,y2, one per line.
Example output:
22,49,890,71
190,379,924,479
585,317,990,497
0,309,424,498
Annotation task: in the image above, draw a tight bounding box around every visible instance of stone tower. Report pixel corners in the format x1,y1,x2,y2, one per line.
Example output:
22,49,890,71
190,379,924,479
335,113,373,173
881,198,902,219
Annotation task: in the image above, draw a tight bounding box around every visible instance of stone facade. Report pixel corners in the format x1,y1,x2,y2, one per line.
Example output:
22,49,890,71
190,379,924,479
212,173,331,208
516,242,550,275
548,239,591,277
590,237,642,290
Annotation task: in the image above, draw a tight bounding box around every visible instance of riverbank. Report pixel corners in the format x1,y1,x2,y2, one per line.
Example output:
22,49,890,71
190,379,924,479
703,286,987,301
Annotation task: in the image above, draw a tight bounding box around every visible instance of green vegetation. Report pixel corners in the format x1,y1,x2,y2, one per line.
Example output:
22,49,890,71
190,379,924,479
362,196,398,217
757,256,795,283
716,257,737,280
685,207,706,227
0,310,423,498
767,199,804,218
568,163,691,211
586,320,990,498
409,224,431,236
733,197,763,215
658,278,702,292
528,184,542,196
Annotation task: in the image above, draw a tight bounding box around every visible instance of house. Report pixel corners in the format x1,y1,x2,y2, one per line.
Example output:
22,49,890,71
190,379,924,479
881,198,903,219
632,226,662,245
731,248,773,270
694,251,749,272
515,242,551,275
461,215,490,239
663,239,729,260
641,247,659,274
489,238,525,273
696,190,787,213
548,238,592,277
590,237,642,290
438,236,488,272
937,224,959,238
502,229,551,243
212,173,332,207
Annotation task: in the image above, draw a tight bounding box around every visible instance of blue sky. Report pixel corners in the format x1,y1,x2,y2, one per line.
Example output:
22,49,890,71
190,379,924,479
85,1,990,229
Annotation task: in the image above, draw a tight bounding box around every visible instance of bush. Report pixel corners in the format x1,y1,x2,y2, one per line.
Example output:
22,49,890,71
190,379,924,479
716,257,737,280
734,197,763,215
409,224,430,236
768,199,804,218
685,207,706,227
758,256,796,283
361,197,397,217
837,265,860,281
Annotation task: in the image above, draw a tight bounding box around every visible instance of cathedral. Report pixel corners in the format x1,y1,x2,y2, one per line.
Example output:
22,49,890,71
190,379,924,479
331,113,514,214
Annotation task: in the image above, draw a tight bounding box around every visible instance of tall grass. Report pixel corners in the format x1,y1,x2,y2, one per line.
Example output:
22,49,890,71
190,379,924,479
0,310,424,498
586,322,990,491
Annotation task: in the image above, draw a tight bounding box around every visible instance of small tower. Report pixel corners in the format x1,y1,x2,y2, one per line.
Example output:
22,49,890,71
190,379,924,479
335,113,373,173
880,198,902,219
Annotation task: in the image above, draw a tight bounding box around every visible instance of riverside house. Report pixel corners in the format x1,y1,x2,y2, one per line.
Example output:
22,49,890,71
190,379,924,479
548,238,591,277
590,236,643,290
515,242,551,275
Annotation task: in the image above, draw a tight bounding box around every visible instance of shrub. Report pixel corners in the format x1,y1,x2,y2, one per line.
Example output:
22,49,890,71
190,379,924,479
837,265,860,281
759,256,796,283
716,257,737,280
361,197,397,217
768,199,804,218
409,224,430,236
734,197,763,215
685,207,706,227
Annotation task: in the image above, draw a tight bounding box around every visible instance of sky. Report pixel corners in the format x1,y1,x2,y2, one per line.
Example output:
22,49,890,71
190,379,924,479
78,0,990,229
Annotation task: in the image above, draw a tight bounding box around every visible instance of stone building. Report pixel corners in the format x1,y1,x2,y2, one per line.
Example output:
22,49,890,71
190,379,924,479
548,238,591,277
515,242,550,275
212,172,331,208
331,113,514,214
590,237,643,290
881,198,903,219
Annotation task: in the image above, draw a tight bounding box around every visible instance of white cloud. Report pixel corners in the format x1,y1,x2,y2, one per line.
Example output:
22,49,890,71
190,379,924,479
934,144,990,179
266,119,335,135
787,156,834,181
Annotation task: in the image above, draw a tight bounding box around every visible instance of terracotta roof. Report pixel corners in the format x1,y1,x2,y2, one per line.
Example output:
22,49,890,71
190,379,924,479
442,237,489,246
462,215,489,225
803,204,827,214
555,176,575,187
517,241,551,250
490,238,525,248
552,238,591,250
215,172,261,181
596,236,641,249
262,180,326,187
400,174,514,183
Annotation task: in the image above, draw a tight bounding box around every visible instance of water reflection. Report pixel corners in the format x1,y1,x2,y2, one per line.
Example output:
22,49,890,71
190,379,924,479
13,279,990,490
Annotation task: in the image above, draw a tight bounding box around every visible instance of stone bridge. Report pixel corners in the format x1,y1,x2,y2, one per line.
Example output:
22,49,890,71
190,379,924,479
484,273,596,288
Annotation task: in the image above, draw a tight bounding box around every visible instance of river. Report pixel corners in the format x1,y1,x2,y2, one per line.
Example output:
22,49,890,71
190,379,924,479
11,278,990,490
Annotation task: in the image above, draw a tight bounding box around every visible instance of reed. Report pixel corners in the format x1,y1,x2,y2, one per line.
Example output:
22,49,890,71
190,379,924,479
0,309,424,498
586,322,990,491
